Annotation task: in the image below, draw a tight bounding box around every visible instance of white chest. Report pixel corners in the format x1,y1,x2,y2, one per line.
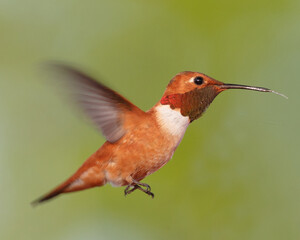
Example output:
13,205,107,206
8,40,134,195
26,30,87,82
155,104,190,148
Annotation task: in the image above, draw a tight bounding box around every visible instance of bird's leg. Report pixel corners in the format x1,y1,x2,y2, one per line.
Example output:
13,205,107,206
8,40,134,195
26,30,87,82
124,179,154,198
124,184,139,196
132,179,154,198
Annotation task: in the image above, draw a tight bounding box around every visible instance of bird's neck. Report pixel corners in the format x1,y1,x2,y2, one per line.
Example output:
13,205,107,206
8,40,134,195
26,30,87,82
159,86,220,122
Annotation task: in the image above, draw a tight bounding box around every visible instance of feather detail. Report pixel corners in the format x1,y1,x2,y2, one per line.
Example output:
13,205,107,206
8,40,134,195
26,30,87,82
50,64,145,142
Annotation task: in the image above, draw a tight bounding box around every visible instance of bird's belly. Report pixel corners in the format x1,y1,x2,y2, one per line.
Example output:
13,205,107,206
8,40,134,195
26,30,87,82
104,118,186,186
105,146,175,187
129,140,180,182
143,149,175,177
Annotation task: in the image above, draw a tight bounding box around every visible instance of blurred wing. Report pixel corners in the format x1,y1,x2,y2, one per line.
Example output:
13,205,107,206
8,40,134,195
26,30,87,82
51,64,144,143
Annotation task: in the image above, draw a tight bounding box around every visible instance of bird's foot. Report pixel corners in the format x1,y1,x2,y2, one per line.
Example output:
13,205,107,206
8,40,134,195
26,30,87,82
141,188,154,199
124,185,139,196
124,179,154,198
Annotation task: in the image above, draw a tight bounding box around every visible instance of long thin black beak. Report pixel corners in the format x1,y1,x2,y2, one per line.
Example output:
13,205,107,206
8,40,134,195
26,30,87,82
219,84,288,99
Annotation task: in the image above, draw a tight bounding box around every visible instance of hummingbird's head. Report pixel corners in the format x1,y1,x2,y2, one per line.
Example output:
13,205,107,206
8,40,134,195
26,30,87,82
161,71,287,122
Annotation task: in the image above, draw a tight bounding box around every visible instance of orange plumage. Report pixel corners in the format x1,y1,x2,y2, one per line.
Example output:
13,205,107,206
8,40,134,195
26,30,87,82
32,65,284,205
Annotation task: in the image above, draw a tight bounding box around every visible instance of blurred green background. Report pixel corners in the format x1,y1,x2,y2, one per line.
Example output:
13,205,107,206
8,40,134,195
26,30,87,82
1,0,299,239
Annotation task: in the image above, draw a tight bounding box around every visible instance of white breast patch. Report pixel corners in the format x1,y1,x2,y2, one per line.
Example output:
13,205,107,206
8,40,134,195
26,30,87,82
155,104,190,139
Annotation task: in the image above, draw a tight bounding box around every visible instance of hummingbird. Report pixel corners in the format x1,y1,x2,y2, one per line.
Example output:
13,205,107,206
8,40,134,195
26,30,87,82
32,65,286,205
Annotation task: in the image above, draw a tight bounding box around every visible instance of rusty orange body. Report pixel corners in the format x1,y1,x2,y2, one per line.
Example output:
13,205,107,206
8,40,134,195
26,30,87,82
32,66,285,204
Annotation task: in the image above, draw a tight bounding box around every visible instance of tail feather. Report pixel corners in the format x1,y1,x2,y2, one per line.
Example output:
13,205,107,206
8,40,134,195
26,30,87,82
31,168,85,206
32,147,110,206
31,168,106,206
31,180,73,206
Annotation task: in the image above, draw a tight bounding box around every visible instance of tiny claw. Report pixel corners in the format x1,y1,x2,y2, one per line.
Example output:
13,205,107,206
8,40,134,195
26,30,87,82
127,179,155,198
144,184,151,192
147,191,154,199
124,186,130,196
124,185,138,196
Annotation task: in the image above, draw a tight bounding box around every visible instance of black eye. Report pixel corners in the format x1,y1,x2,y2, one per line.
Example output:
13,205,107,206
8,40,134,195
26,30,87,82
194,76,203,85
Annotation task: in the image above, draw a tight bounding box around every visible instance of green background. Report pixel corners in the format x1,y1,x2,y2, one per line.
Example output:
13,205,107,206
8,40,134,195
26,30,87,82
1,0,299,239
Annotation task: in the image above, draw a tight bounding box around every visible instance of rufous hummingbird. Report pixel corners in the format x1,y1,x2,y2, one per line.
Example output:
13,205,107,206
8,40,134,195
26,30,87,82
32,65,286,205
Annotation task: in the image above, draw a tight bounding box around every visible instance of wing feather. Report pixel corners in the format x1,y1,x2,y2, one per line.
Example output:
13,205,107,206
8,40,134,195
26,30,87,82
51,64,144,143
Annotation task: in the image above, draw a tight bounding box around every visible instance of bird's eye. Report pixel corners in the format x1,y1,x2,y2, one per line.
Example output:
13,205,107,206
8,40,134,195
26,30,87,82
194,76,204,85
